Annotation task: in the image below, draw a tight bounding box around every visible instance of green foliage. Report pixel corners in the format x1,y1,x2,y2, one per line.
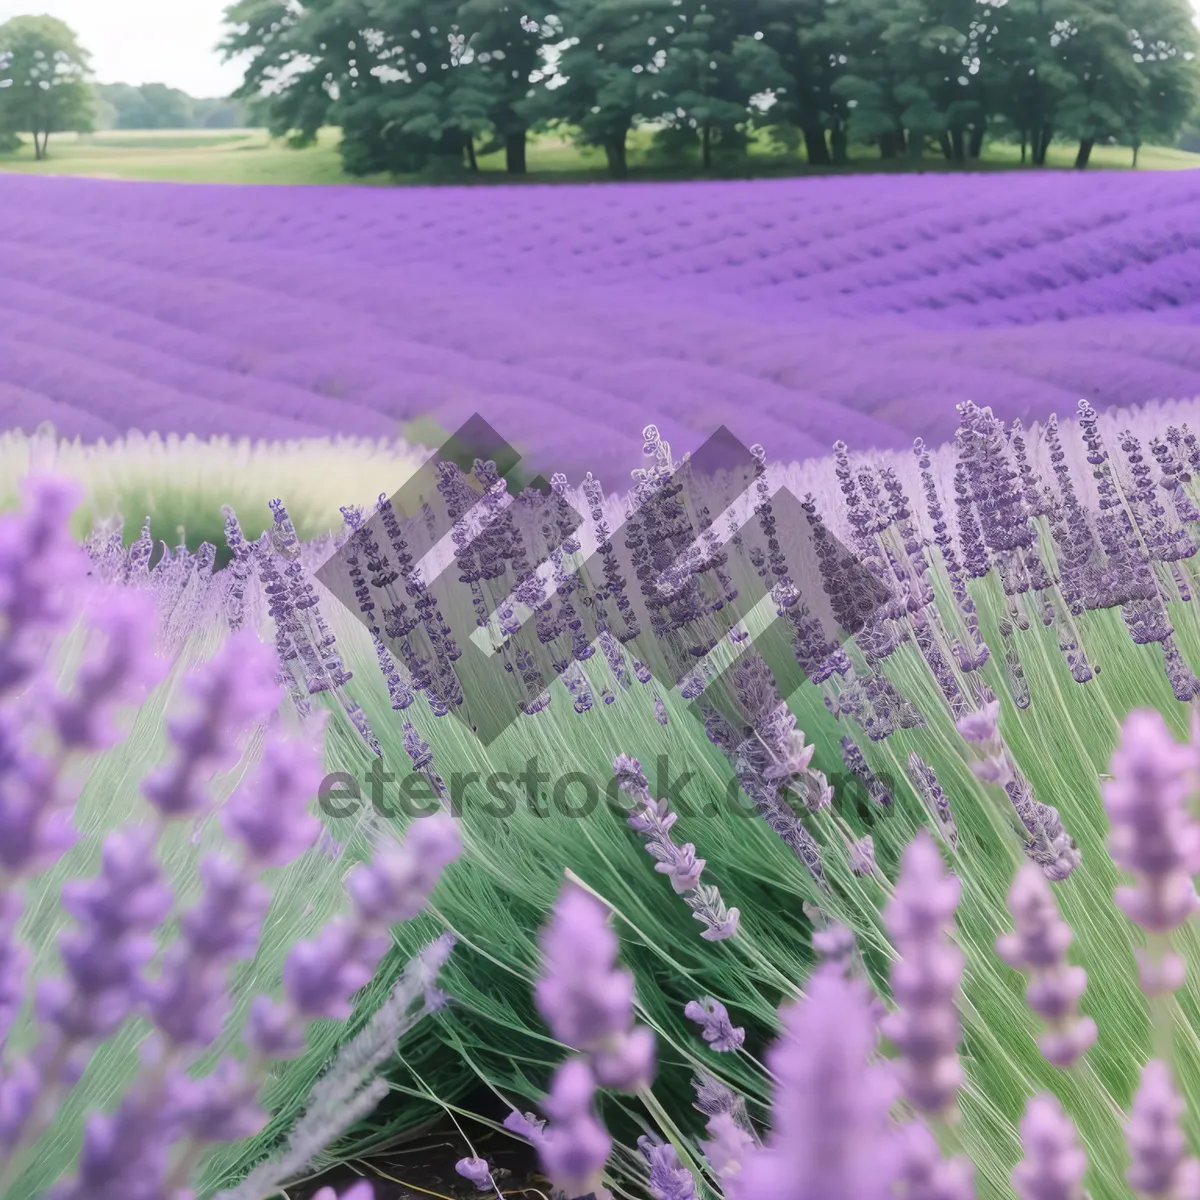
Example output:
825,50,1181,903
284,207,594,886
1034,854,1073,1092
0,15,93,160
90,83,259,131
223,0,1200,174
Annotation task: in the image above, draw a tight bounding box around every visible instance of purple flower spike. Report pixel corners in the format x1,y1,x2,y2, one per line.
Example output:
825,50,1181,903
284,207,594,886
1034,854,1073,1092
996,863,1097,1068
221,735,325,868
1126,1060,1200,1197
955,698,1000,747
638,1136,698,1200
1012,1093,1088,1200
538,1057,612,1200
52,588,165,752
701,1112,757,1184
311,1184,375,1200
535,883,657,1090
455,1155,496,1192
684,998,745,1053
142,631,282,818
345,812,462,925
895,1119,975,1200
881,831,966,1120
0,474,86,696
503,1108,547,1146
1105,710,1200,947
729,964,899,1200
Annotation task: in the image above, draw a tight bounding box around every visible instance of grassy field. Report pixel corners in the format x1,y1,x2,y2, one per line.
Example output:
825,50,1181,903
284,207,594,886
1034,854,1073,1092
0,124,1196,185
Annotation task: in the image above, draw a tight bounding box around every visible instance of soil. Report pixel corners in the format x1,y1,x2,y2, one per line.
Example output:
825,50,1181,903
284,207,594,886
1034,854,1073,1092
289,1090,549,1200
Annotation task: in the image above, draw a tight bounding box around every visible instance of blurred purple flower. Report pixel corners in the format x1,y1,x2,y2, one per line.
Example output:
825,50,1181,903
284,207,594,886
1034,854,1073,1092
538,1057,612,1199
1012,1093,1087,1200
729,963,899,1200
534,882,656,1092
996,863,1097,1068
881,831,965,1120
1125,1060,1200,1197
142,630,282,818
1104,711,1200,957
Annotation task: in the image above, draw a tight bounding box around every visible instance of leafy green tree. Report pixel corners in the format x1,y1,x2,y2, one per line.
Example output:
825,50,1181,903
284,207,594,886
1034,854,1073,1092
0,15,93,159
456,0,553,173
221,0,352,145
643,0,760,169
1123,0,1199,165
94,82,195,129
528,0,676,178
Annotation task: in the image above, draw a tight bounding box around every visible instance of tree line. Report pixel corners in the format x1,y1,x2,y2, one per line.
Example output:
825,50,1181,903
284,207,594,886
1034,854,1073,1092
94,84,260,132
221,0,1200,177
0,15,258,161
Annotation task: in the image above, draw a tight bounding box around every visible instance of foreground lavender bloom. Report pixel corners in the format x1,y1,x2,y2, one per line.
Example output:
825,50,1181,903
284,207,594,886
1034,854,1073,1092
638,1136,698,1200
51,588,165,752
1104,710,1200,993
311,1185,374,1200
248,814,461,1053
1125,1060,1200,1197
142,631,283,818
1012,1094,1087,1200
894,1119,975,1200
881,831,966,1120
701,1112,758,1185
729,964,899,1200
996,863,1097,1067
455,1155,496,1192
684,998,745,1053
0,475,87,695
534,883,656,1091
538,1057,612,1199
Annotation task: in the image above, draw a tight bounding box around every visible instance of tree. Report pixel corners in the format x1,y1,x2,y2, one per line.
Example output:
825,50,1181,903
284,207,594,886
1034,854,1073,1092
1123,0,1199,166
0,15,93,159
528,0,676,179
456,0,554,173
93,82,195,129
643,0,760,169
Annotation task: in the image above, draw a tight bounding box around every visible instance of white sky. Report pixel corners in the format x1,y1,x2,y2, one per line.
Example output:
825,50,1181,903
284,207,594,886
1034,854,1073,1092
1,0,1199,99
0,0,247,96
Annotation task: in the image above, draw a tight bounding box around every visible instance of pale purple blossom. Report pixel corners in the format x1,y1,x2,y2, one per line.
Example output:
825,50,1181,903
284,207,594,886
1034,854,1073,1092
455,1156,496,1192
538,1057,612,1199
1125,1060,1200,1198
729,964,899,1200
881,831,966,1120
1012,1094,1087,1200
684,998,745,1053
1104,710,1200,947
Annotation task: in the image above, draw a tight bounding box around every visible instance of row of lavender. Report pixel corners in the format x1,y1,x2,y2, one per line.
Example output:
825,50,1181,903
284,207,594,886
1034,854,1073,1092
58,387,1200,1199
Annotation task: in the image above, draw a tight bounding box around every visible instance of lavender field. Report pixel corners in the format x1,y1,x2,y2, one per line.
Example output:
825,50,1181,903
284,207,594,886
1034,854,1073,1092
1,170,1199,479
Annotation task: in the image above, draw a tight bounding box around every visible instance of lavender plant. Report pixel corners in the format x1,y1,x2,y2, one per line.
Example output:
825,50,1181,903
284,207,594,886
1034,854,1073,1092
241,395,1200,1200
0,476,462,1200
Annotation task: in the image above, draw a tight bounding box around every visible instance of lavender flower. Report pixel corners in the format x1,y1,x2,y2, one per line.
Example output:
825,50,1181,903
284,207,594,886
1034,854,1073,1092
311,1184,374,1200
638,1136,698,1200
1012,1094,1087,1200
684,998,745,1053
538,1057,612,1199
894,1119,975,1200
1125,1060,1200,1197
503,1108,547,1145
0,475,87,696
729,964,899,1200
881,831,966,1120
612,755,740,941
701,1111,758,1184
996,863,1097,1068
1104,710,1200,993
534,883,656,1091
142,630,283,818
455,1155,496,1192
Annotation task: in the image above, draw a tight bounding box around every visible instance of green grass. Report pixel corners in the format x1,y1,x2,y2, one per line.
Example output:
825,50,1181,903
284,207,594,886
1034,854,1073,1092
0,123,1194,185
